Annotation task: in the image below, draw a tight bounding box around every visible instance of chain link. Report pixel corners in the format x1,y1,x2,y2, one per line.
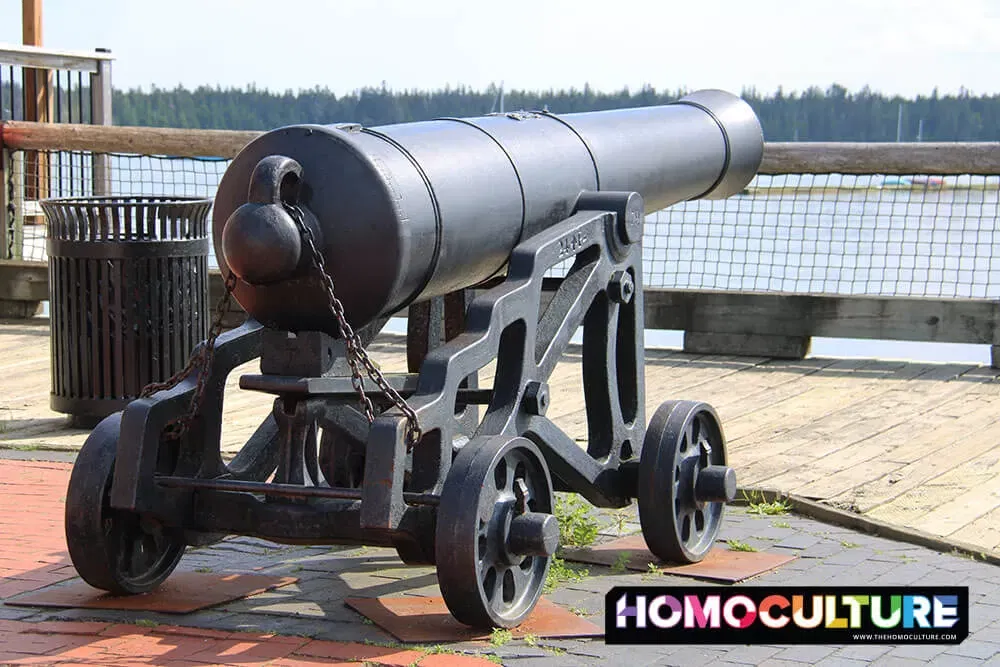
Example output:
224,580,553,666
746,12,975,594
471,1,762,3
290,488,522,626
282,203,422,448
139,270,239,439
5,151,15,260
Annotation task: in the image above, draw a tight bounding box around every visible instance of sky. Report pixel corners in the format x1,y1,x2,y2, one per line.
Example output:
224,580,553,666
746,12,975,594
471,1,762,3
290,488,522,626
1,0,999,97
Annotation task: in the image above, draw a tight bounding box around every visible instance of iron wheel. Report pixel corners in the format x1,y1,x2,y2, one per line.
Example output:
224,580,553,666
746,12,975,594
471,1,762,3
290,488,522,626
65,413,185,595
436,435,558,628
637,400,736,564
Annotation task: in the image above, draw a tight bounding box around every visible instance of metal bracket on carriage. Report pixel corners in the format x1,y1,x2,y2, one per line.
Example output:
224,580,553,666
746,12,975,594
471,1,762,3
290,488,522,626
110,319,268,513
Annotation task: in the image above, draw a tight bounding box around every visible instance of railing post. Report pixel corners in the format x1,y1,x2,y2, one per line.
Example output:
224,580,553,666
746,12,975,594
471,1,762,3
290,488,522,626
90,48,113,195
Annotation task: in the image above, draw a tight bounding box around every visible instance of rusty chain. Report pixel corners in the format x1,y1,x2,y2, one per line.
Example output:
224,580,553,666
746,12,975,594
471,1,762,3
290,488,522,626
5,151,15,260
282,202,423,448
139,270,239,439
136,201,422,447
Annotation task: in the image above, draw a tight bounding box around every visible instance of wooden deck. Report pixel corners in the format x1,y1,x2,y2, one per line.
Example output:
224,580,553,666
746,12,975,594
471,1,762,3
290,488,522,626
3,318,1000,556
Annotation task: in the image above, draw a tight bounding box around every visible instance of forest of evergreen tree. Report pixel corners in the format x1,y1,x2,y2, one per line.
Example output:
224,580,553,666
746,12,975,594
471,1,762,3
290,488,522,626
4,81,999,141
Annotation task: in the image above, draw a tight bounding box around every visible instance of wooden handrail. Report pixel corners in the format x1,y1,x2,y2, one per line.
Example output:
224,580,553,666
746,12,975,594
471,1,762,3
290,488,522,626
0,43,114,74
2,120,1000,174
761,142,1000,175
0,121,260,159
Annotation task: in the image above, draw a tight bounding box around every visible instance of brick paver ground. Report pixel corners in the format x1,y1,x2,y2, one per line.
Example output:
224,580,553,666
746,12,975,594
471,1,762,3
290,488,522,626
2,456,1000,666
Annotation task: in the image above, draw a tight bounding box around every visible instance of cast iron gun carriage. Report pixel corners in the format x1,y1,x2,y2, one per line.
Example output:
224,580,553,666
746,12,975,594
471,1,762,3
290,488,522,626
65,90,764,628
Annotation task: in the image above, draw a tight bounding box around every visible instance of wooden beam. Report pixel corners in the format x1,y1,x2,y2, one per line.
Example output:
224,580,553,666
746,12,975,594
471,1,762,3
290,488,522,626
0,259,47,300
90,53,113,194
22,0,43,47
2,261,997,349
2,123,999,176
21,0,50,210
0,121,260,158
760,142,1000,175
645,289,1000,345
0,44,113,73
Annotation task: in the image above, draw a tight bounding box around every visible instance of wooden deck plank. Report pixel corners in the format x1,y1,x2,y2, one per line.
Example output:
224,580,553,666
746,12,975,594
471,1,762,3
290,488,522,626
749,364,988,493
867,436,1000,533
723,359,917,444
949,507,1000,551
826,394,1000,514
783,384,1000,501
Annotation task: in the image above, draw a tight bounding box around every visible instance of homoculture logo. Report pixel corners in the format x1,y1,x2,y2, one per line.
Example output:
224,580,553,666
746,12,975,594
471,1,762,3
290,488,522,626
605,587,968,645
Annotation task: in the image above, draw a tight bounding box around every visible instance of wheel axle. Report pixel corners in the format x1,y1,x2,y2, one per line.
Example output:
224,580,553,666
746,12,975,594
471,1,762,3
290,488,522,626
507,512,560,557
695,465,738,503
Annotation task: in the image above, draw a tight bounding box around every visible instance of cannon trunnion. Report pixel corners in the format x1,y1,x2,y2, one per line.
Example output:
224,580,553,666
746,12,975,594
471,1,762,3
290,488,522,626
64,90,763,628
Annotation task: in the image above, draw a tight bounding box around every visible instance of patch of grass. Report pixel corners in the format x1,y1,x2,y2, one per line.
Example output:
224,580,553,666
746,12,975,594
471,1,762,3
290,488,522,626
772,520,791,528
641,562,662,580
194,566,213,573
743,490,792,516
726,539,758,553
134,619,158,628
568,606,589,617
840,541,860,549
361,617,374,625
611,508,632,536
489,628,513,647
483,654,504,665
610,552,631,574
555,493,599,548
522,633,539,647
544,555,588,593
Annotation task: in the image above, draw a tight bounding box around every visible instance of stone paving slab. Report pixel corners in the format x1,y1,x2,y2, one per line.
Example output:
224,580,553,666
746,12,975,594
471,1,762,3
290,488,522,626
2,458,1000,665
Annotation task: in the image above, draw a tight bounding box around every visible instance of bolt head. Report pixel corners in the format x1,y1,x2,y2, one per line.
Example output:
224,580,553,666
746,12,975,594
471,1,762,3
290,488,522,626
523,381,550,416
609,271,635,304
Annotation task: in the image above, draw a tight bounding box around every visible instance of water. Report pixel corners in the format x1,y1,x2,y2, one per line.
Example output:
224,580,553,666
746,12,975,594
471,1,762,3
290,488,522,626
28,159,1000,365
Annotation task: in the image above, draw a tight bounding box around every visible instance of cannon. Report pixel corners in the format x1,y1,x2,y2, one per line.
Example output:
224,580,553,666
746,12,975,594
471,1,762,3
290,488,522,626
64,90,763,628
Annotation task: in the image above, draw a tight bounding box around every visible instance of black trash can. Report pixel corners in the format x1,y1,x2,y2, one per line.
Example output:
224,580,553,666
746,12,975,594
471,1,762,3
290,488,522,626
40,196,213,425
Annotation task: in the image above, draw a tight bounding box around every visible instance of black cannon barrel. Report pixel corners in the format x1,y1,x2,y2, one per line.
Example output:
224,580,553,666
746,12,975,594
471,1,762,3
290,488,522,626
214,89,763,334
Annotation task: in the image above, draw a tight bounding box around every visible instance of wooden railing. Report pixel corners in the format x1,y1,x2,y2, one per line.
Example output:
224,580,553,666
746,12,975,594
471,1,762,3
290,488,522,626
3,120,1000,173
2,121,1000,364
0,44,114,261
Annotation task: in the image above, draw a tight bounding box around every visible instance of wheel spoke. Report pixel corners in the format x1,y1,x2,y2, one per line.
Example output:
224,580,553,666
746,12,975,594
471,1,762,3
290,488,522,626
481,565,499,603
508,561,532,602
682,421,696,452
129,537,146,578
493,455,509,494
112,526,131,578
